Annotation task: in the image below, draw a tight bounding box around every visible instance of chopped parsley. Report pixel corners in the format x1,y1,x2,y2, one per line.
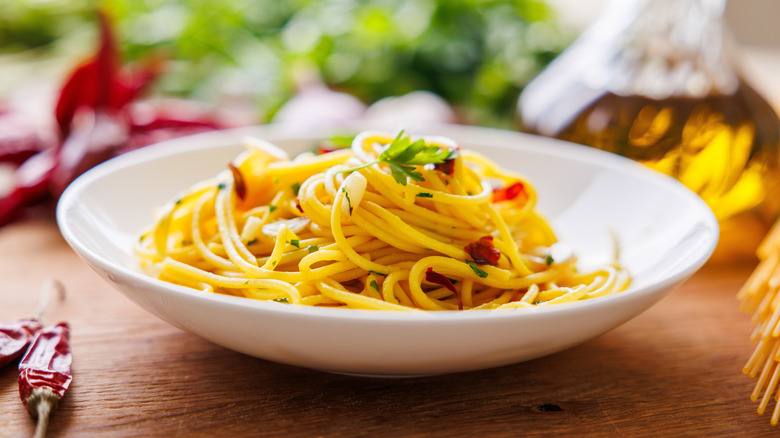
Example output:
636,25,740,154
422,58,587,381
246,238,258,246
545,255,555,266
290,239,300,248
273,298,290,304
340,131,453,186
217,183,227,190
307,245,318,253
369,280,380,291
416,192,434,198
466,261,488,278
269,205,277,213
369,270,388,276
291,182,301,195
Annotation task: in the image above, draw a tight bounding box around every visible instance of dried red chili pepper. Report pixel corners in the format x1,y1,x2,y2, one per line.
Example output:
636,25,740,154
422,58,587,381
465,235,501,266
425,268,462,310
0,319,43,369
0,12,230,227
0,280,64,369
491,182,526,203
18,322,72,438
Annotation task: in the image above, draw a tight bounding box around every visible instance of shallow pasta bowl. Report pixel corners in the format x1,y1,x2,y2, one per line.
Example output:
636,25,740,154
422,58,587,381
56,124,718,376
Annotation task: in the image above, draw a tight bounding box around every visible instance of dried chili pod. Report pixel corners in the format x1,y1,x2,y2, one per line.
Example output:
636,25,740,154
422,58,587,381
18,322,73,438
0,280,64,369
0,319,43,368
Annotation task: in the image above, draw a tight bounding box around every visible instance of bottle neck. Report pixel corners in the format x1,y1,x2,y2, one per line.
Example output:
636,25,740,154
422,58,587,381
582,0,736,99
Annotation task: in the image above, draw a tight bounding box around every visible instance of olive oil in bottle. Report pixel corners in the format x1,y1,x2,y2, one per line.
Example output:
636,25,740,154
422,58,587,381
518,0,780,259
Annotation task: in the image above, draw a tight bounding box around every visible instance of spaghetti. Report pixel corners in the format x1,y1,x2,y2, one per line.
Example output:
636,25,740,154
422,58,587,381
738,220,780,424
135,130,630,311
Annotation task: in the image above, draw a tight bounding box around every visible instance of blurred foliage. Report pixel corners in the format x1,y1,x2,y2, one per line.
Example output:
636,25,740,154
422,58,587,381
0,0,569,127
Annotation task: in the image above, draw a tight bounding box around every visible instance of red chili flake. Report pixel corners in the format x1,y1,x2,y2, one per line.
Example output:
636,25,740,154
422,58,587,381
295,198,304,214
434,157,456,176
18,322,72,438
228,163,246,200
464,235,500,266
491,182,526,203
0,319,43,368
425,268,462,310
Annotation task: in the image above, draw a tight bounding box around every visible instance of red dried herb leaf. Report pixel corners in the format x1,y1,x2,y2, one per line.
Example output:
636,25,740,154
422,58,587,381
425,267,462,310
465,235,500,266
491,182,526,204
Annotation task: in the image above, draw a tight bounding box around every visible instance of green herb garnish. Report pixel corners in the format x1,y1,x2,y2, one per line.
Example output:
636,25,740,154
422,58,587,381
466,261,488,278
246,238,258,246
269,205,277,213
217,183,227,190
369,270,387,277
342,131,453,186
416,192,434,198
290,239,300,248
545,255,554,266
307,245,318,253
273,298,290,304
291,182,301,195
369,280,380,291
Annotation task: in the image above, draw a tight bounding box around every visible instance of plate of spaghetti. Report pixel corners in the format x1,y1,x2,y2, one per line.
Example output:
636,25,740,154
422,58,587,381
57,124,718,376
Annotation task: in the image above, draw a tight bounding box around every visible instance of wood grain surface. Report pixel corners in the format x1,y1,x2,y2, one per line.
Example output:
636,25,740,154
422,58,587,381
0,219,774,437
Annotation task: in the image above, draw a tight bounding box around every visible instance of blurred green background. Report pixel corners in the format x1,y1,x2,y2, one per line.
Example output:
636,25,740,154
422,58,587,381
0,0,571,127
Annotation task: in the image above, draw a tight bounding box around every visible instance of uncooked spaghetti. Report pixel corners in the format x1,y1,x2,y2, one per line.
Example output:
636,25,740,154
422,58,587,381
135,130,630,311
739,220,780,424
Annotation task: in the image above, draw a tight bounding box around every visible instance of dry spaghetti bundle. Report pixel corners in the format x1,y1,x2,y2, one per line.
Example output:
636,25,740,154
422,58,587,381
738,220,780,424
135,130,630,311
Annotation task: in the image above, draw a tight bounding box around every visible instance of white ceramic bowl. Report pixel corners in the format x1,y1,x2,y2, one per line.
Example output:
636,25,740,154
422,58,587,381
57,124,718,376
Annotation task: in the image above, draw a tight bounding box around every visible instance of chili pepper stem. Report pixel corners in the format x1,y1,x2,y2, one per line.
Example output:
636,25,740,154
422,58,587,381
35,280,66,321
28,388,58,438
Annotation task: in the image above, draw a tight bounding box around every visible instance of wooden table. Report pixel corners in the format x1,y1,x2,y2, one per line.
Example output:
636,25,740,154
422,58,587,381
0,218,774,437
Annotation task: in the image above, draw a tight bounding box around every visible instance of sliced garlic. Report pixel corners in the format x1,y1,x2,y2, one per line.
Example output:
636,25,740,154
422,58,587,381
340,171,367,217
261,216,311,236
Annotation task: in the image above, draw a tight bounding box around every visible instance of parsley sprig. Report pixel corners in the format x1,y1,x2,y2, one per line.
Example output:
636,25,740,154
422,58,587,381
344,131,454,186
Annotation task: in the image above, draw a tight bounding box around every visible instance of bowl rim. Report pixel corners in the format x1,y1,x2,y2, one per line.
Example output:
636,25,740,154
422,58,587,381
56,123,719,324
